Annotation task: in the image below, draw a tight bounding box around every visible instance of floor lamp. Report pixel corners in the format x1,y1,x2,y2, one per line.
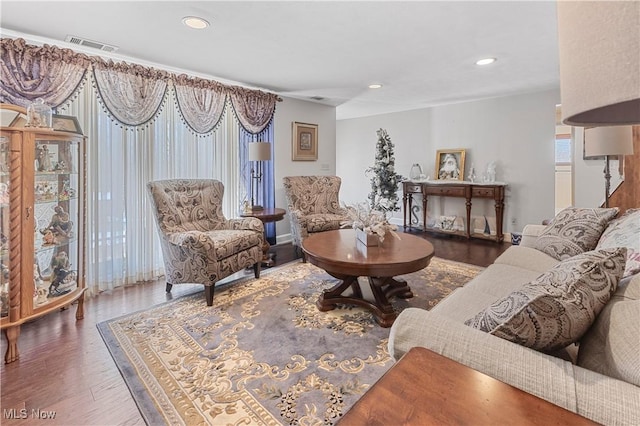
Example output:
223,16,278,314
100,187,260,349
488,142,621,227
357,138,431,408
248,142,271,211
583,126,634,208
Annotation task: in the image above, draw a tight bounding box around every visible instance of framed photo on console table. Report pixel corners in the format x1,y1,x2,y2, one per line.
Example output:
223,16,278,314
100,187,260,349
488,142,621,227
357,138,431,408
435,149,466,181
292,122,318,161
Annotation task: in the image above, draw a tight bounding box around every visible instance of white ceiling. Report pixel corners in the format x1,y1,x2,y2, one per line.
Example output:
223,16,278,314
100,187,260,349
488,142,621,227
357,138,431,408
0,1,560,120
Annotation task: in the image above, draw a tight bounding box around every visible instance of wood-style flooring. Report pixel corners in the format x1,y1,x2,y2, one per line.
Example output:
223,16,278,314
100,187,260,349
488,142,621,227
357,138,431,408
0,231,509,425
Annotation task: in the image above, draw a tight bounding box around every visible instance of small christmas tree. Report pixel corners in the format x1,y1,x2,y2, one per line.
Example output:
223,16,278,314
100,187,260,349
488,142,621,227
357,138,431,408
366,129,404,213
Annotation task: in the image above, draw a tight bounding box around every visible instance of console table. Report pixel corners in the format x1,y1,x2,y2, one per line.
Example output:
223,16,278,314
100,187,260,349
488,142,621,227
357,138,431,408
402,180,506,242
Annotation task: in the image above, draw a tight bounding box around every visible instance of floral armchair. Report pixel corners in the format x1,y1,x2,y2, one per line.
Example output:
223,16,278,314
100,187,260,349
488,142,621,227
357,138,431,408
282,176,351,260
147,179,263,306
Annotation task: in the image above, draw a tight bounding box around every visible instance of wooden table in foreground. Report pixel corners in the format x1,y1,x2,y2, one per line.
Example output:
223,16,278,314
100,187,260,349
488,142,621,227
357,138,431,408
338,347,597,425
301,229,434,327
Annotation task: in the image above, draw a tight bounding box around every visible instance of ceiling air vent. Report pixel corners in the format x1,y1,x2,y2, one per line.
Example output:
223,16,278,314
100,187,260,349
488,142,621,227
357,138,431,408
65,35,119,53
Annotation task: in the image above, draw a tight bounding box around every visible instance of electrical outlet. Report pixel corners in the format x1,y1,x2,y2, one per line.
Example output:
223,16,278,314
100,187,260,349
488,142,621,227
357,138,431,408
510,218,517,226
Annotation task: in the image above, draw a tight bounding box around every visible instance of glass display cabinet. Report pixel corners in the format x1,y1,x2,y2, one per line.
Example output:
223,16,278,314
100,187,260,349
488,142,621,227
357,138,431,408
0,103,86,363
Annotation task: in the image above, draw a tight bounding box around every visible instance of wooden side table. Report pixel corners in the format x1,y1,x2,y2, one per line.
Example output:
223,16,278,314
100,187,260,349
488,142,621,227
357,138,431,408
240,207,286,267
338,347,596,425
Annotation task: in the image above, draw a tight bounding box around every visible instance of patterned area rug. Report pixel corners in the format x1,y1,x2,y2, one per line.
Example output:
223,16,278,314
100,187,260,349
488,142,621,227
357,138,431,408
97,257,483,425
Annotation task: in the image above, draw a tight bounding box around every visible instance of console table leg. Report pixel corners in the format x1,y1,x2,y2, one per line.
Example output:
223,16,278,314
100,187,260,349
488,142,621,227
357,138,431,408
465,199,472,239
403,193,409,230
495,200,505,242
422,197,428,233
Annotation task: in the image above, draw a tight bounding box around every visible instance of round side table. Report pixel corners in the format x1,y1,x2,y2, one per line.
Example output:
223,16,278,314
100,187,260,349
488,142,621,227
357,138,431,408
240,207,286,267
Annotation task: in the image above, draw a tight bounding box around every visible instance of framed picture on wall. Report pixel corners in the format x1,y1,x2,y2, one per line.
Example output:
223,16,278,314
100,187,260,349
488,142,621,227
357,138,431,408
292,122,318,161
435,149,466,181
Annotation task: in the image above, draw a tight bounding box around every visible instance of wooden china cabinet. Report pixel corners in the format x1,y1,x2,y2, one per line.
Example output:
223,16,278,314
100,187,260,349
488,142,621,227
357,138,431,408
0,104,86,363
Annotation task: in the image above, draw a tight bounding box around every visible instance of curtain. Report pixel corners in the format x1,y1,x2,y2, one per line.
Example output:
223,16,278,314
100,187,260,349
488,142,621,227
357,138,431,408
1,37,279,294
174,75,227,134
58,81,244,295
92,59,170,127
0,38,89,108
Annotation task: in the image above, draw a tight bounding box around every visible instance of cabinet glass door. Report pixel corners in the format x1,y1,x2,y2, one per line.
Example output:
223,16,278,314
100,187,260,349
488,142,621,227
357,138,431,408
33,138,80,308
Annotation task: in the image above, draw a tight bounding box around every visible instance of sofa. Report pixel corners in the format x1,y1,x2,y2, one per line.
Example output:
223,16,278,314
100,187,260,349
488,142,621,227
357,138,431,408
388,207,640,425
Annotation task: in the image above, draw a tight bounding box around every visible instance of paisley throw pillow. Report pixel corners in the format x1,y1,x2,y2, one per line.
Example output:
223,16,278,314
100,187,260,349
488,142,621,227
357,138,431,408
596,209,640,278
465,248,627,352
532,207,619,260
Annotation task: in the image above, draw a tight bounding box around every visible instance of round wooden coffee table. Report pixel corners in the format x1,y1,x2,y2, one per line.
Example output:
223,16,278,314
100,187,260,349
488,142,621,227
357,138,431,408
301,229,435,327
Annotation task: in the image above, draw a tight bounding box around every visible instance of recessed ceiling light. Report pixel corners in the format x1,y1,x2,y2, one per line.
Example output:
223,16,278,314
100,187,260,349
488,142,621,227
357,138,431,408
368,84,383,89
182,16,210,29
475,57,497,66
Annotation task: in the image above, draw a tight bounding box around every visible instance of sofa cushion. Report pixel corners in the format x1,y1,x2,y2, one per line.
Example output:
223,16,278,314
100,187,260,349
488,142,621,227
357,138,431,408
493,246,559,273
431,287,502,322
464,263,544,299
306,214,346,233
207,230,263,259
576,274,640,387
595,208,640,278
465,248,627,352
531,207,619,260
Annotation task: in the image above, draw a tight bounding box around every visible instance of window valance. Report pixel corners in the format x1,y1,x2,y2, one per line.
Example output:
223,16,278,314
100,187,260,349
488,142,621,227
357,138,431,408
0,38,90,108
92,58,170,127
0,37,279,134
173,75,227,134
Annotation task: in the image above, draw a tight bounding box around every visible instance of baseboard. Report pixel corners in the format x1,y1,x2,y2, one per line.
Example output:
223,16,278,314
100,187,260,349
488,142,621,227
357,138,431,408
276,233,293,245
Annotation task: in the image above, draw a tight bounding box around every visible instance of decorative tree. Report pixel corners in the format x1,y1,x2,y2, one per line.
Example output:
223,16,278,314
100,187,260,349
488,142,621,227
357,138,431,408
366,128,404,213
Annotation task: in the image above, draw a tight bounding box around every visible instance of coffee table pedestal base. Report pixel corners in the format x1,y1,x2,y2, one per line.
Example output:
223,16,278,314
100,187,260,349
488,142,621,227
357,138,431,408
317,274,413,327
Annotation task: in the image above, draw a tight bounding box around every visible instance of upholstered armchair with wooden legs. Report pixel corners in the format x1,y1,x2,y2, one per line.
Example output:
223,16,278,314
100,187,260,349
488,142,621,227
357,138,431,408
282,175,351,260
147,179,264,306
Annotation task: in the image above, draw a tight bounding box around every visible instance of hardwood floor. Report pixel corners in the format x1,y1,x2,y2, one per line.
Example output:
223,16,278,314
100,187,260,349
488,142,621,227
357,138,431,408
0,232,509,425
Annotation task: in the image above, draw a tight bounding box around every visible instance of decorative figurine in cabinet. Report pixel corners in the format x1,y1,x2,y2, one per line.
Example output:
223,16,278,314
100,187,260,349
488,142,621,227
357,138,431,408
0,103,86,363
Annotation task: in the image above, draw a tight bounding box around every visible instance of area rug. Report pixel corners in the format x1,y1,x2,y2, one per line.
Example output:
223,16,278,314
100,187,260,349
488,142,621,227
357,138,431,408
98,257,483,425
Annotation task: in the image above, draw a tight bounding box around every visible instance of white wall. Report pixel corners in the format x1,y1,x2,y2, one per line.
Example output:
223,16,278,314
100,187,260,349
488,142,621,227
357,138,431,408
336,89,561,234
273,97,337,242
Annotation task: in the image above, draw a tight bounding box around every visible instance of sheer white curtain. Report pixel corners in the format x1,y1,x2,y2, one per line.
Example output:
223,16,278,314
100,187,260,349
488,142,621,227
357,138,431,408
58,84,245,295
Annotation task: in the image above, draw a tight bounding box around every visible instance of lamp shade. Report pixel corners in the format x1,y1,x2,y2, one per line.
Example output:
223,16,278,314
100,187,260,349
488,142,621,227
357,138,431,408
584,126,634,157
248,142,271,161
557,1,640,126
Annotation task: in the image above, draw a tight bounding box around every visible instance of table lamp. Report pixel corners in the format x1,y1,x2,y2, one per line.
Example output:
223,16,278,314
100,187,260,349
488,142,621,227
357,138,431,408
583,126,634,208
248,142,271,211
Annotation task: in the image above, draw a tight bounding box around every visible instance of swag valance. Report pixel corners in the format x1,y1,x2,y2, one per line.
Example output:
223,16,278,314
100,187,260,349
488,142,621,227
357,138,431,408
0,37,279,134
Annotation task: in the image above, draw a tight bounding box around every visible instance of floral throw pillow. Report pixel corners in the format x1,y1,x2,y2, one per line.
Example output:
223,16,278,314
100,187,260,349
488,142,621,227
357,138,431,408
532,207,619,260
465,248,627,352
596,209,640,278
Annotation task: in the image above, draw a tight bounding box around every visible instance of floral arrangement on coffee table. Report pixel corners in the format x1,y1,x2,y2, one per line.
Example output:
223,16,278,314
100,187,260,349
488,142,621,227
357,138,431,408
341,202,400,243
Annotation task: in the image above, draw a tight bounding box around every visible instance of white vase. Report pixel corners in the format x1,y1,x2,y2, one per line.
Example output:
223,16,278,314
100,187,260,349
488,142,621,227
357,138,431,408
356,228,379,246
